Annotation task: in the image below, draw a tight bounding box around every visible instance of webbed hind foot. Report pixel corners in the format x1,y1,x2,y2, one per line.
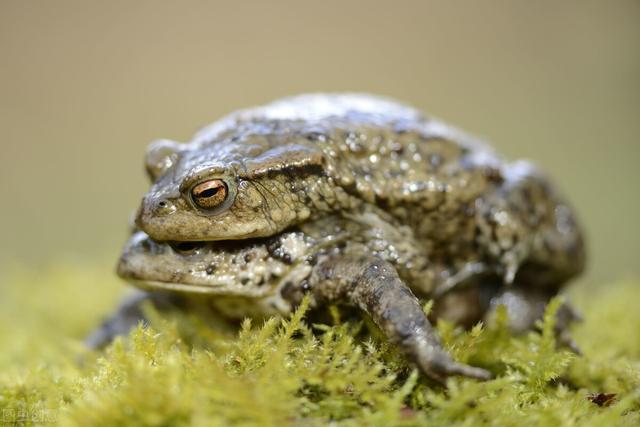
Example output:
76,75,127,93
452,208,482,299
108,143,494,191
487,286,582,354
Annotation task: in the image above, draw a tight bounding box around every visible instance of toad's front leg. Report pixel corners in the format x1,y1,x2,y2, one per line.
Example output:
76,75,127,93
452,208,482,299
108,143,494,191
85,290,184,349
309,254,492,383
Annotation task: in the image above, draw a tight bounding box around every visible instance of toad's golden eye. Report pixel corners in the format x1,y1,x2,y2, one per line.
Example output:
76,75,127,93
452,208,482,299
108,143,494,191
191,179,228,210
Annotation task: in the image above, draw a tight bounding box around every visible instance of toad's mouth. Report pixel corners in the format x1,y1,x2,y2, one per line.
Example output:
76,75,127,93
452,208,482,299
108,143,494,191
165,237,277,255
167,240,206,255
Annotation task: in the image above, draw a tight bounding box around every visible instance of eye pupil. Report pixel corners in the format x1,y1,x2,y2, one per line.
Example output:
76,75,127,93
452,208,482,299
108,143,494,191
191,179,228,210
197,187,219,198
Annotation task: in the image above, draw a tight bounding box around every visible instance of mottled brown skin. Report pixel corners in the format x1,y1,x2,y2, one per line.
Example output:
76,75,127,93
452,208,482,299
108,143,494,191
90,94,586,383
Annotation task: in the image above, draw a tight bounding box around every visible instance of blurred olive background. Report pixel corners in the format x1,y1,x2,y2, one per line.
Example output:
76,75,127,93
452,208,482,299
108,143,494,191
0,1,638,286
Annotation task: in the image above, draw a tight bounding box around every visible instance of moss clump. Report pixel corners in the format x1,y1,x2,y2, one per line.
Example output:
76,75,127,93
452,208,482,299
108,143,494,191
0,264,638,426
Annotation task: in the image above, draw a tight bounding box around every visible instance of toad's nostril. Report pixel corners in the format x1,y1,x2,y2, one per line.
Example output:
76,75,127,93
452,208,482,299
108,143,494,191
153,199,176,215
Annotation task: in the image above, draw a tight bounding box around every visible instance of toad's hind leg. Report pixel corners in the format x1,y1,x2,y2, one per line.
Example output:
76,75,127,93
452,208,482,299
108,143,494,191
310,254,492,383
487,286,582,353
85,290,184,349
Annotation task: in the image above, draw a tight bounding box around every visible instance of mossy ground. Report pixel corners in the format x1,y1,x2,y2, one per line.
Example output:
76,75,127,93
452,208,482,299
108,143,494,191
0,263,638,426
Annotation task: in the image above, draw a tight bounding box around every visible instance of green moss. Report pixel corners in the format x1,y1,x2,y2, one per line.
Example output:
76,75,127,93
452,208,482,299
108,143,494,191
0,264,638,426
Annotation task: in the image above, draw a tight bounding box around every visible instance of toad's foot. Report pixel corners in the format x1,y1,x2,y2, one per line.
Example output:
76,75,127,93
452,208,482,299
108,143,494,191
310,254,492,383
85,290,183,349
488,286,582,354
